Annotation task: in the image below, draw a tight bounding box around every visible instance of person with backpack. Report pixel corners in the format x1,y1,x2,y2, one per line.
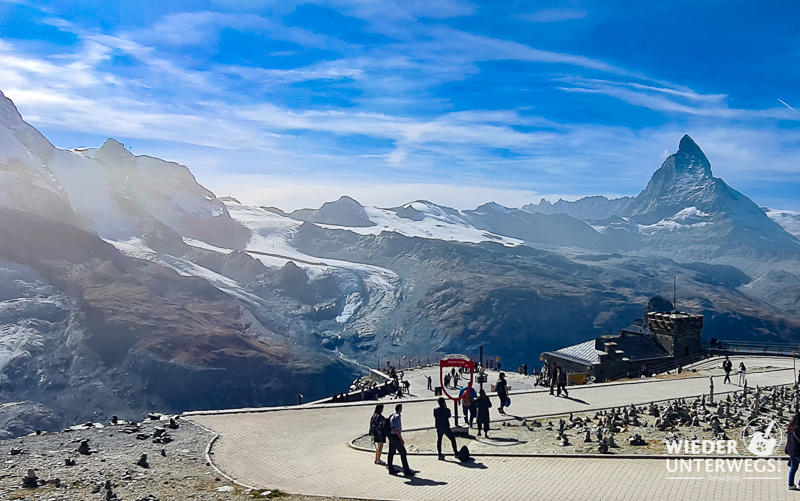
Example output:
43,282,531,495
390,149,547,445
433,397,458,460
368,404,387,465
722,356,733,384
387,404,414,476
787,413,800,490
459,385,477,427
475,389,492,437
495,373,508,414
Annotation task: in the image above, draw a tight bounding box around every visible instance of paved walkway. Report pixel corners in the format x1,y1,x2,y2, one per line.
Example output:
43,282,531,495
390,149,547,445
187,356,800,501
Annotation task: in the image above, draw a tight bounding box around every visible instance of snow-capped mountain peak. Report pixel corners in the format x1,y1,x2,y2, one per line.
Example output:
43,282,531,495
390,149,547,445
674,134,712,179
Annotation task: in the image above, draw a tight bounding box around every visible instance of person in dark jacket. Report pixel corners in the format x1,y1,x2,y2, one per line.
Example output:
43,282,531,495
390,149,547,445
369,404,386,465
556,366,568,397
475,389,492,437
495,372,508,414
722,356,732,384
549,362,557,395
788,413,800,490
433,397,458,460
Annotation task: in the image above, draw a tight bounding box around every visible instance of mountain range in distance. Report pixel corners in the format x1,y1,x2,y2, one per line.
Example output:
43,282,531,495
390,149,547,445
1,88,799,437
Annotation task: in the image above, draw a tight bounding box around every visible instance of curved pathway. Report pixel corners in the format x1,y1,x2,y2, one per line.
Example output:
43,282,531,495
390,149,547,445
187,356,800,501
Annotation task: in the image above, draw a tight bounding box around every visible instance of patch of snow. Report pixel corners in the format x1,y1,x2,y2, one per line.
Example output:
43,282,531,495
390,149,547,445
182,237,233,255
106,236,273,308
0,323,42,372
103,237,157,260
767,209,800,239
638,206,711,233
317,204,522,246
225,202,401,324
336,292,362,323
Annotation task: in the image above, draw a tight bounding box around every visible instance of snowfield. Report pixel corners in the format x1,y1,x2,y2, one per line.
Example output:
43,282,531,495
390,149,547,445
638,206,712,233
317,201,523,246
767,209,800,239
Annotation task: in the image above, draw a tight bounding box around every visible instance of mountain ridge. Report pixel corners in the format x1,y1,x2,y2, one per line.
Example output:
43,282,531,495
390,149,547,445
1,91,799,438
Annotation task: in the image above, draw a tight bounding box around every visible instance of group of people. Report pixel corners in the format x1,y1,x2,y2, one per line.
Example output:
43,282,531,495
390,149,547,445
369,373,513,476
541,363,569,397
721,356,747,386
443,367,461,388
369,397,800,489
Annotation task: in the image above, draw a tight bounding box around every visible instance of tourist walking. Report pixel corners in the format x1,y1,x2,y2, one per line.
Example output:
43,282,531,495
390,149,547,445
495,372,508,414
434,397,459,460
738,362,747,386
369,404,387,465
722,356,732,384
459,385,477,426
387,404,414,476
549,362,557,395
787,413,800,490
475,389,492,437
427,375,432,391
556,366,568,397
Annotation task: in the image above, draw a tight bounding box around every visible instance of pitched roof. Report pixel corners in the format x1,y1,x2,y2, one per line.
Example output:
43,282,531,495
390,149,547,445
546,340,601,365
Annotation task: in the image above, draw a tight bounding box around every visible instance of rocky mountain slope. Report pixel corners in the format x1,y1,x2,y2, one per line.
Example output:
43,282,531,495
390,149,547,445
1,89,799,437
0,92,357,437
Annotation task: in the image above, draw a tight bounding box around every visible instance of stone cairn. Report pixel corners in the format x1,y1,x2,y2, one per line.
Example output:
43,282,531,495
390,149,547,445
534,384,800,454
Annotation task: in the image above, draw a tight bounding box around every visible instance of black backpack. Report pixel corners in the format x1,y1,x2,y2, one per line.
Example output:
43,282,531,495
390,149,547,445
381,415,392,437
457,445,472,462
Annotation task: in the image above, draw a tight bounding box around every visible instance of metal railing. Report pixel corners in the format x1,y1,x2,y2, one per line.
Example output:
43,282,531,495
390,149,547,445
707,340,800,356
619,350,714,380
614,340,800,381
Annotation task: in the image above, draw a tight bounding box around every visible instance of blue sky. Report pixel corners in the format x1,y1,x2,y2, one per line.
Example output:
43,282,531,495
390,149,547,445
1,0,799,210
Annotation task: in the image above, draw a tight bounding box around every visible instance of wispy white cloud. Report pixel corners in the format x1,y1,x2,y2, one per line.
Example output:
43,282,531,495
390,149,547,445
2,3,799,212
556,77,800,120
218,60,364,86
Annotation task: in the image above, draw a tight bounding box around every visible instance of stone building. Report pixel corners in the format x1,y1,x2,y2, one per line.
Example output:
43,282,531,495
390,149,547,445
540,299,704,382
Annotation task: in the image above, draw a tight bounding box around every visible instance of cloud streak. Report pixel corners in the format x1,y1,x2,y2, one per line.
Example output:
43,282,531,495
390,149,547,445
1,1,798,211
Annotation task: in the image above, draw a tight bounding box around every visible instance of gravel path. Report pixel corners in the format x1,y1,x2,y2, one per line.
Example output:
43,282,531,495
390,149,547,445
0,416,371,501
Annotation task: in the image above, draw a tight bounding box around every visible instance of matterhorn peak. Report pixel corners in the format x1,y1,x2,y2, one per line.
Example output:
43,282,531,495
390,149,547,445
627,135,715,223
672,134,712,178
678,134,700,152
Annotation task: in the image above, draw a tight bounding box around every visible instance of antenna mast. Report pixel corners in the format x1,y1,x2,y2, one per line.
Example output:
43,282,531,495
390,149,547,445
673,276,677,311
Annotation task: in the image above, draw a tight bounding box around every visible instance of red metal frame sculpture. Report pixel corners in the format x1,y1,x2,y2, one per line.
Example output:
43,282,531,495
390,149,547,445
439,354,475,401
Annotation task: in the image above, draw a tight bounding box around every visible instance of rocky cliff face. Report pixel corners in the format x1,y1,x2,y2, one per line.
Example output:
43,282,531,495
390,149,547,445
0,94,358,436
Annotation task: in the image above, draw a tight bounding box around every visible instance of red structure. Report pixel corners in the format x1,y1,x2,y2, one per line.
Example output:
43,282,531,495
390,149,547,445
439,354,475,402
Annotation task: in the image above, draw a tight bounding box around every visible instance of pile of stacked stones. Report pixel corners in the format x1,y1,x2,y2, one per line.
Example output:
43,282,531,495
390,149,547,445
510,383,800,454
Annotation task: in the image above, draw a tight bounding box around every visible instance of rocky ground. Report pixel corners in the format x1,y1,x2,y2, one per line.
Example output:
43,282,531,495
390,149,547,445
0,415,369,501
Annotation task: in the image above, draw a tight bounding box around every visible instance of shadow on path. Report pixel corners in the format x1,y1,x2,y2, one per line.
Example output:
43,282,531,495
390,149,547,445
561,396,589,405
403,476,448,486
455,460,488,469
483,436,524,443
